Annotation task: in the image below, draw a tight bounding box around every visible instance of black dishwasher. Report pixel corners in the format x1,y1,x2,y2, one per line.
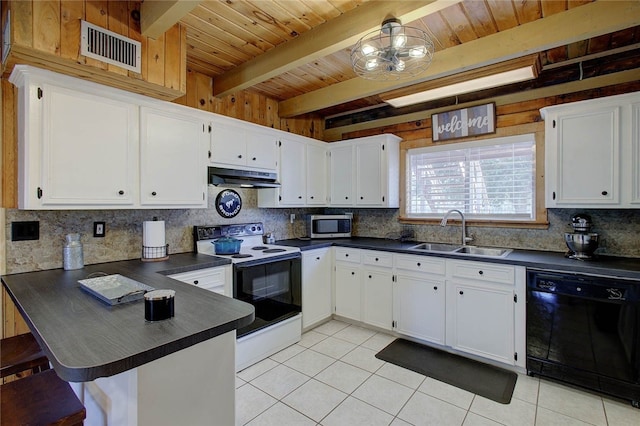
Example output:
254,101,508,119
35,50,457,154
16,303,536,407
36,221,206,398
527,269,640,407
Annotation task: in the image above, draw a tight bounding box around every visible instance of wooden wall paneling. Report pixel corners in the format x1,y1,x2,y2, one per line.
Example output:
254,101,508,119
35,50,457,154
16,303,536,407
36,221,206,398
163,23,181,91
265,97,278,129
84,0,109,70
1,78,17,208
179,23,187,94
194,70,213,112
8,0,33,48
145,32,165,86
32,0,59,54
126,1,144,80
60,0,83,60
2,287,29,339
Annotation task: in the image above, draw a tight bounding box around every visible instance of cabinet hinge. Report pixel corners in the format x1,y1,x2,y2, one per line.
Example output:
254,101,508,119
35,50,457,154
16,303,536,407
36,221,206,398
514,352,518,361
208,125,212,133
278,140,282,147
203,192,205,201
514,294,518,303
37,187,43,199
37,87,43,99
382,196,385,202
278,195,282,202
208,150,212,159
552,191,556,200
392,275,396,282
552,120,556,128
382,144,385,151
392,320,396,328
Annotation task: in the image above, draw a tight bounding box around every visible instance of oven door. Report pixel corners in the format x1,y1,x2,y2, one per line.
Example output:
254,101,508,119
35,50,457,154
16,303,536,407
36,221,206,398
233,253,301,337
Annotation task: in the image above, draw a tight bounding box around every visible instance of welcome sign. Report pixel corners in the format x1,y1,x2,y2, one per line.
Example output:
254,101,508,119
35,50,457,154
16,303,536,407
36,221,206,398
432,103,496,142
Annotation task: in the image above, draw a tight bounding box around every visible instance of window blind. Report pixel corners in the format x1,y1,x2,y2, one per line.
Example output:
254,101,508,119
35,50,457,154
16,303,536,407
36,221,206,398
407,134,536,220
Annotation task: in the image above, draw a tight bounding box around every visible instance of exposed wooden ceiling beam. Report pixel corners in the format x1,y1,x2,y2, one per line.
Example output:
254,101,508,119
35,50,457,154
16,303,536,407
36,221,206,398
141,0,201,39
212,0,463,97
323,69,640,141
280,0,640,118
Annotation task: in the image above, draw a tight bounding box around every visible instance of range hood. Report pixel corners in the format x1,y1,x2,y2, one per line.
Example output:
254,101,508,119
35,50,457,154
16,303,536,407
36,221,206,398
208,167,280,188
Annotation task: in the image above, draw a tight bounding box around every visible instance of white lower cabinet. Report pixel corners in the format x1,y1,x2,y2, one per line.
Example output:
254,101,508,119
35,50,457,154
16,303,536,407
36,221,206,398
362,251,394,330
446,260,517,365
301,248,332,329
168,266,232,296
329,247,525,368
393,254,446,344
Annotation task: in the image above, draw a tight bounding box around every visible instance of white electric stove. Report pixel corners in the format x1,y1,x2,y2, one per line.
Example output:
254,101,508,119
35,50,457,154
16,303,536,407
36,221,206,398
194,223,302,371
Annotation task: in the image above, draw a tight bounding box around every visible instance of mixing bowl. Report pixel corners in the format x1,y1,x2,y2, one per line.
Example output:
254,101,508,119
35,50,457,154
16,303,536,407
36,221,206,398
564,233,599,258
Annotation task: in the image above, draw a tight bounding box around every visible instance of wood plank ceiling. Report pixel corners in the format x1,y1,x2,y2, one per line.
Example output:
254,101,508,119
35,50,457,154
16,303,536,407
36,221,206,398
178,0,640,120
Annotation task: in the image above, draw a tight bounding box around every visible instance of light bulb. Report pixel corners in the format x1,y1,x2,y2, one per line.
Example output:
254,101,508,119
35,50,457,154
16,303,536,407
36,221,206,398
365,59,378,70
393,34,407,48
361,44,376,56
409,46,426,58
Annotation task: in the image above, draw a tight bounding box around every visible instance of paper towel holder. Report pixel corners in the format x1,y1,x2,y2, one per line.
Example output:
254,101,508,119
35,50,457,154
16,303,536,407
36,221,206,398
141,244,169,262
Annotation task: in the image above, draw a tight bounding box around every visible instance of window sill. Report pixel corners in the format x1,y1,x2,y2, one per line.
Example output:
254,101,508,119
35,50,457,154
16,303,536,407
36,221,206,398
399,217,550,230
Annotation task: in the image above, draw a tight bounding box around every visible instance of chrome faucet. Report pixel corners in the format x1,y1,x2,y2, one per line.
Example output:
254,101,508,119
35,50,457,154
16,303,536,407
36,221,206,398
440,209,473,246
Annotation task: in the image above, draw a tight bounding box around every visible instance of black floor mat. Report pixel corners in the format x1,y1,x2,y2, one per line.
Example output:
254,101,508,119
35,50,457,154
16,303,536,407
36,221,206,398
375,339,517,404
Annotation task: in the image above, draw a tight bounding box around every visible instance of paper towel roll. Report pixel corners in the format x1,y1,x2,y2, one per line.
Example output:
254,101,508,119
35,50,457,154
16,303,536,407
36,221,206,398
143,221,166,258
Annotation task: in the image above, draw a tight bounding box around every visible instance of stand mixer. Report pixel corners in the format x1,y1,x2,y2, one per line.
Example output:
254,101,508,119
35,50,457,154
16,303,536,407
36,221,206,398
564,213,599,259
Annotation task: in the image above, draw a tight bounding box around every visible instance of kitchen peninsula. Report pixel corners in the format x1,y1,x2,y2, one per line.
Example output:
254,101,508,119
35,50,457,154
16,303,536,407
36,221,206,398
1,253,254,426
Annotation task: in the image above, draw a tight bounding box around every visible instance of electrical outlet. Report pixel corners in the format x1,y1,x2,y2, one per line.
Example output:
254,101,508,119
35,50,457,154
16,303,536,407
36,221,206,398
11,221,39,241
290,214,295,224
94,221,106,237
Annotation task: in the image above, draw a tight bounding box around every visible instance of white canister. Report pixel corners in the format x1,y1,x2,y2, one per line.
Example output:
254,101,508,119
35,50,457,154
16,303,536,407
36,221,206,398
63,233,84,270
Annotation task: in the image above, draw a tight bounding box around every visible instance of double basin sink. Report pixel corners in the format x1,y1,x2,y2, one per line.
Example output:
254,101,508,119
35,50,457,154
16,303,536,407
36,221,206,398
409,243,512,258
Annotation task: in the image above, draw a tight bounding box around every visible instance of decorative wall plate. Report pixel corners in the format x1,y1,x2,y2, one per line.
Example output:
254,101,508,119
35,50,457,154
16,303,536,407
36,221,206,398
215,189,242,218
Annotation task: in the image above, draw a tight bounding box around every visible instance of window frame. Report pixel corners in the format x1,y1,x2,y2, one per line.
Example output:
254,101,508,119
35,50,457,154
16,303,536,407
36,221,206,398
399,123,548,229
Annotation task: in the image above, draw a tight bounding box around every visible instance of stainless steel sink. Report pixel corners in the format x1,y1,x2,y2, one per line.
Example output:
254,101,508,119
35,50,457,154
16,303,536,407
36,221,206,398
409,242,461,252
454,246,512,257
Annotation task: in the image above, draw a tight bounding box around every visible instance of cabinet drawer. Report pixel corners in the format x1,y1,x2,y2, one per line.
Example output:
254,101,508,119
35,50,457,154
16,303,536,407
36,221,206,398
169,267,227,293
362,250,393,268
448,260,514,285
394,254,445,275
334,247,361,263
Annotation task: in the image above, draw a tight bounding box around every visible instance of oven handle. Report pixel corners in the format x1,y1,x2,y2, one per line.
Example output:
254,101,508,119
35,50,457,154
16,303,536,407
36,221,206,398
233,252,301,269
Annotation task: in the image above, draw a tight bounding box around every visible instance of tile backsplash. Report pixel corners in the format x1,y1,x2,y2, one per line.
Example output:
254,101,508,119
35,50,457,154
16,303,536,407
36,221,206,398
4,187,639,274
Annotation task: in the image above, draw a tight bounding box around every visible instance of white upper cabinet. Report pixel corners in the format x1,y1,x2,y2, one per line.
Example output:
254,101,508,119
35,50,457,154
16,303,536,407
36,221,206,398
329,134,400,208
328,143,355,206
541,91,640,208
9,65,209,210
40,83,138,207
209,116,278,171
140,106,208,207
306,140,328,205
257,133,328,208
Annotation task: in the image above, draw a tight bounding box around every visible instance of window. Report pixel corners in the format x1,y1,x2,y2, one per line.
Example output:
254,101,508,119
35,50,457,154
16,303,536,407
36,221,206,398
406,134,536,221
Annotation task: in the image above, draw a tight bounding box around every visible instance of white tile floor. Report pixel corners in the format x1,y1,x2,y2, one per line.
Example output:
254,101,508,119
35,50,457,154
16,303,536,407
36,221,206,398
236,320,640,426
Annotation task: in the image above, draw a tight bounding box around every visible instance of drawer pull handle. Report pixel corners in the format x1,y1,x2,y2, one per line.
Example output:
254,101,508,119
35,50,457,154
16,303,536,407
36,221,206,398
433,286,438,290
238,154,243,159
151,191,157,196
252,157,257,161
118,190,125,195
459,290,464,295
375,257,379,261
194,280,199,285
316,257,320,260
368,275,372,279
345,254,349,257
601,191,608,196
478,270,484,275
351,271,355,275
417,262,421,267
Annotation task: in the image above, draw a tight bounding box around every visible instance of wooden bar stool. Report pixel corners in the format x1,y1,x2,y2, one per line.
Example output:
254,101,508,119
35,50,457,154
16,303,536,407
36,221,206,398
1,333,50,379
1,369,86,425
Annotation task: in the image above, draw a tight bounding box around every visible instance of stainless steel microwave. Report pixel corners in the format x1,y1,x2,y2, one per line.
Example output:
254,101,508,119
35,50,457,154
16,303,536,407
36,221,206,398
308,214,352,239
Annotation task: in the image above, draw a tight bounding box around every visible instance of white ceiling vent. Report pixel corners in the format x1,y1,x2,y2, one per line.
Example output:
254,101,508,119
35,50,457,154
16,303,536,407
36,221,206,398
81,20,141,73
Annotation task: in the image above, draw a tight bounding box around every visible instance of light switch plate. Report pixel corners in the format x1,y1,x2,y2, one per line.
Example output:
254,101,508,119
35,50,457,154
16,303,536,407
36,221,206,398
94,221,106,237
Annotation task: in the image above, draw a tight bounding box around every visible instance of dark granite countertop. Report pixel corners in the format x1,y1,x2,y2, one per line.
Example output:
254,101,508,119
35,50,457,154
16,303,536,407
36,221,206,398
1,253,253,382
277,237,640,279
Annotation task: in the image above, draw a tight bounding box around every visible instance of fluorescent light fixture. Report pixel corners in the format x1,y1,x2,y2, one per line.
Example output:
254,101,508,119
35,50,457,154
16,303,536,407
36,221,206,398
383,55,540,108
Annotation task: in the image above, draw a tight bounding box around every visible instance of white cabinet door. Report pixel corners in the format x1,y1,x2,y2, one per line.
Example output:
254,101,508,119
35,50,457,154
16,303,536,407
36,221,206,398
362,267,393,330
169,266,232,296
247,128,278,170
40,84,137,206
329,144,354,206
447,280,515,365
632,103,640,204
356,142,384,206
306,141,328,205
545,105,620,206
302,248,332,329
140,106,207,207
393,273,445,344
209,119,247,167
278,137,306,205
334,262,361,321
209,118,277,171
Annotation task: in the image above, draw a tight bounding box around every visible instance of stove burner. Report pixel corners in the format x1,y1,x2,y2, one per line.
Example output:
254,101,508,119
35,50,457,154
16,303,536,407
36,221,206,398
262,248,286,253
231,254,253,258
252,246,269,250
